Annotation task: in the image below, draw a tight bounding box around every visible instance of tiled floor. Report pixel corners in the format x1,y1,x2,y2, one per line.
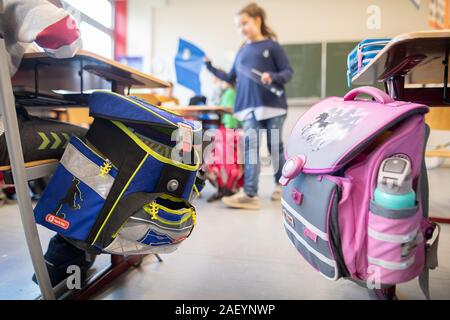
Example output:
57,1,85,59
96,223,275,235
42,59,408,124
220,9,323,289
1,168,449,300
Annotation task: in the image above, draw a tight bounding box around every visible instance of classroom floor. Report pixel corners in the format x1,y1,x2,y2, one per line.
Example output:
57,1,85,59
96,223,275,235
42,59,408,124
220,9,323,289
1,168,450,300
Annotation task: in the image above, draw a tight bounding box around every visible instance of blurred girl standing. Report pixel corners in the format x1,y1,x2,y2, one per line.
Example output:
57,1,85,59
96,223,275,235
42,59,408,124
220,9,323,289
205,2,293,210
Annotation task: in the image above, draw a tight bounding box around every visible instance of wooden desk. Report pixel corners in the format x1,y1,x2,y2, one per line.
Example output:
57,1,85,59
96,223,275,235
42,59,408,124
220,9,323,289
12,50,169,107
165,105,232,113
352,30,450,105
164,105,232,126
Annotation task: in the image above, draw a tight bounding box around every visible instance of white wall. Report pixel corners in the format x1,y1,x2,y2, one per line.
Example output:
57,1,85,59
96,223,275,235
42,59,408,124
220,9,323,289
126,0,154,73
128,0,430,103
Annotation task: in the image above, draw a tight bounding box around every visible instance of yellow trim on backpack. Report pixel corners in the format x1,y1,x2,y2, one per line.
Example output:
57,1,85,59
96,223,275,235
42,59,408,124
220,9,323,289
193,185,200,197
160,194,186,203
91,154,149,245
152,214,194,226
112,121,200,172
144,201,193,215
143,202,196,226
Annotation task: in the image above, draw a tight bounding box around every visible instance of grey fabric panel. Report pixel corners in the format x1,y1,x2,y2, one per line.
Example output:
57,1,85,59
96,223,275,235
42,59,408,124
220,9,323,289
282,173,339,279
418,124,431,299
419,222,440,300
282,205,334,260
419,268,431,300
282,174,336,234
419,124,430,219
284,225,336,280
369,201,418,219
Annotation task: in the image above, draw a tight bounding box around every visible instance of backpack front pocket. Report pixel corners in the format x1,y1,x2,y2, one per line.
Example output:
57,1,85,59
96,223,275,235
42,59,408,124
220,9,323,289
103,197,196,255
281,174,347,280
367,201,425,284
34,136,118,241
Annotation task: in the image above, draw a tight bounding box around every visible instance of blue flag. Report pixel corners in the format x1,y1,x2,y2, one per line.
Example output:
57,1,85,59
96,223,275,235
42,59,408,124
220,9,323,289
175,38,205,95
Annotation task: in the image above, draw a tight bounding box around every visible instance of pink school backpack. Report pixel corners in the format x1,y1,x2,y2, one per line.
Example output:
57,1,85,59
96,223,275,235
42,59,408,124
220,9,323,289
280,87,440,298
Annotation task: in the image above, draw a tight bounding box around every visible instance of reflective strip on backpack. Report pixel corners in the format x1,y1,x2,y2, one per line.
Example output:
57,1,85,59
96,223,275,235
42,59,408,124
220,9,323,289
283,220,336,268
60,143,115,199
103,235,180,255
368,227,420,244
368,255,415,271
130,216,194,232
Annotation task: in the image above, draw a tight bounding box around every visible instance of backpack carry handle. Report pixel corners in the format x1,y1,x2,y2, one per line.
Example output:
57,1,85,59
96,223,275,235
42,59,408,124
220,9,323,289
344,86,395,104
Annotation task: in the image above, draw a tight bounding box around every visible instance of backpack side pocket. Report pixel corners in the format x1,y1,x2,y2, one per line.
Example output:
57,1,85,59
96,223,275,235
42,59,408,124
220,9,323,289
367,201,425,285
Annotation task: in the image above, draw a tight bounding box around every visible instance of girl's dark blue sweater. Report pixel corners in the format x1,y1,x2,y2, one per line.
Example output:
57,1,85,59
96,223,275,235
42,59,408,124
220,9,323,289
206,39,293,119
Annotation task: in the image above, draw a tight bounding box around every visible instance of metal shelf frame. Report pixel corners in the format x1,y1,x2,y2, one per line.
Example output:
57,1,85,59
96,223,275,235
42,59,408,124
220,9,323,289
0,39,56,300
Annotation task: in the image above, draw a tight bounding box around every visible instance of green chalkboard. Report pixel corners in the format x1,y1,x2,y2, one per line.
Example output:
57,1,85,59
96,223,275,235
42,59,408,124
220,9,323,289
325,41,384,96
283,43,322,98
325,42,359,97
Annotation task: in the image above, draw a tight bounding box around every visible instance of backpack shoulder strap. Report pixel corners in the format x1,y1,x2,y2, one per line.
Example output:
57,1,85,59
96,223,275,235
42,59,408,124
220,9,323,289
419,222,440,300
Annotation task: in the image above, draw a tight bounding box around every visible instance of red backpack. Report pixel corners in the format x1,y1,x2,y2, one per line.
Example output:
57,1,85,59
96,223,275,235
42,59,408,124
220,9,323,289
206,126,244,194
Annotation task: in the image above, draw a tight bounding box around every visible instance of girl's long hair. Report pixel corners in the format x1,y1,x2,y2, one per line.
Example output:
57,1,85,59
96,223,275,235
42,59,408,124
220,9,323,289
238,3,277,41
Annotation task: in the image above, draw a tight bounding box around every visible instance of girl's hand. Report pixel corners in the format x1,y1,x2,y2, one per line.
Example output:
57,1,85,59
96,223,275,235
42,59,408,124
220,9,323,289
261,72,272,85
203,56,211,63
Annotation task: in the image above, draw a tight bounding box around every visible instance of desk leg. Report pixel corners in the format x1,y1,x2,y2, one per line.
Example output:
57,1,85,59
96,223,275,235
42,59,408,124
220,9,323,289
386,75,405,100
112,82,126,95
0,40,55,300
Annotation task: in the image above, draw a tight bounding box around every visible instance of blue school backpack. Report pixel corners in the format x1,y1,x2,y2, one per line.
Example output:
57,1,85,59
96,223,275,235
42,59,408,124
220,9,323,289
34,91,205,255
347,38,391,87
